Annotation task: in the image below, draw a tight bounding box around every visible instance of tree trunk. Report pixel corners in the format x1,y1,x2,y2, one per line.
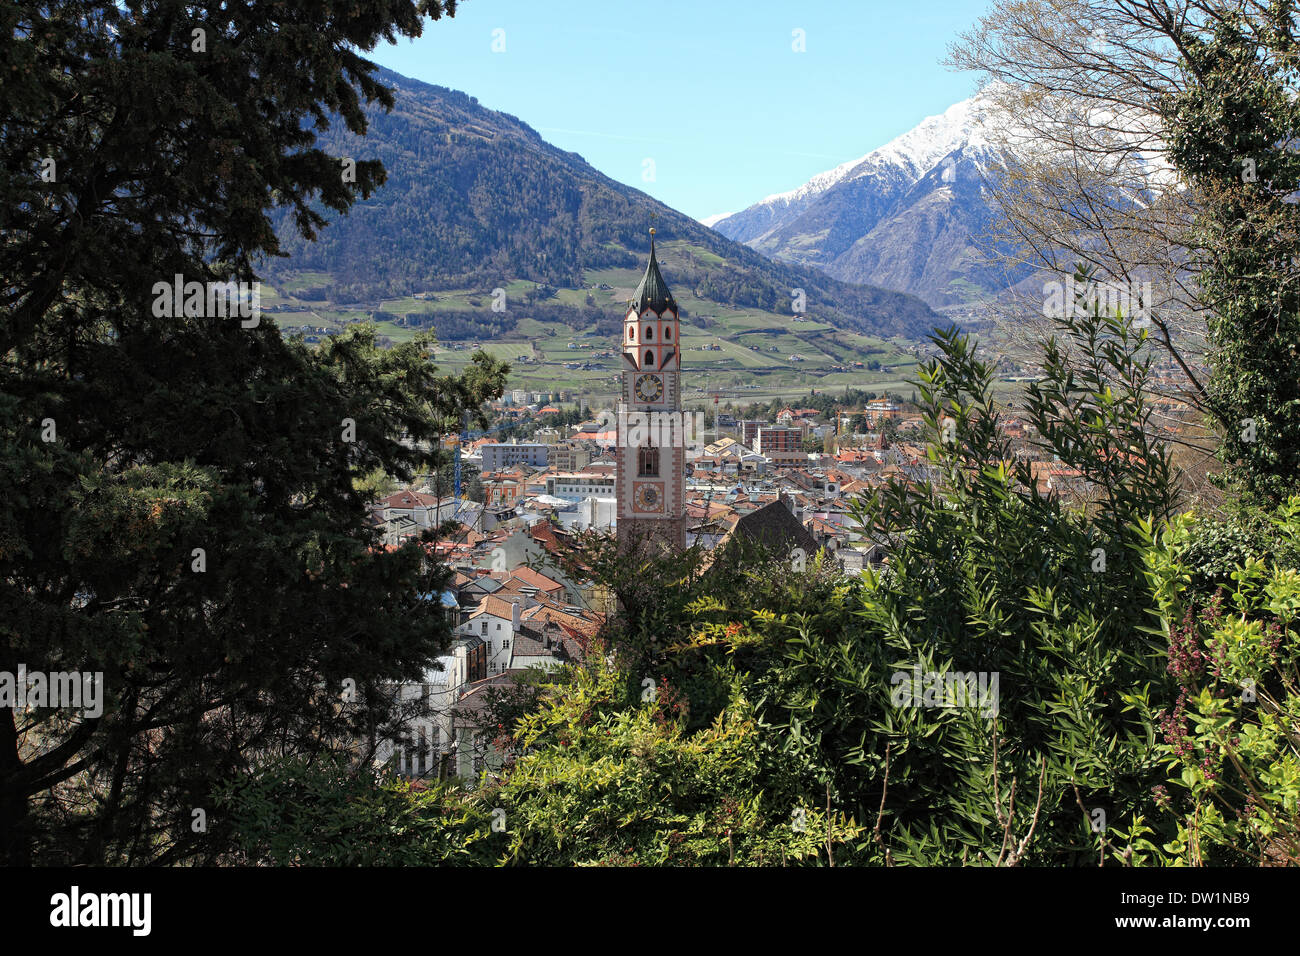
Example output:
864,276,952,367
0,708,32,866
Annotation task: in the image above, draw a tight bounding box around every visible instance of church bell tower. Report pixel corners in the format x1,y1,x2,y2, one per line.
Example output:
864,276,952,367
616,230,687,553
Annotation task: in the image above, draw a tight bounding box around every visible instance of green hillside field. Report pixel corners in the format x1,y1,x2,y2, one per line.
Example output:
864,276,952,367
267,247,933,406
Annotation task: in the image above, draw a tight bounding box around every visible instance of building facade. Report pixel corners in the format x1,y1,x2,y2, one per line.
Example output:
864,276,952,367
550,440,593,473
755,426,802,456
741,420,766,449
481,442,549,471
547,471,616,501
482,472,525,508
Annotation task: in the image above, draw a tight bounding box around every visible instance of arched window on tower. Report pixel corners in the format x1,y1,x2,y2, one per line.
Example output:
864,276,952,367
644,325,654,341
644,350,654,367
664,327,672,341
629,326,636,343
638,446,660,477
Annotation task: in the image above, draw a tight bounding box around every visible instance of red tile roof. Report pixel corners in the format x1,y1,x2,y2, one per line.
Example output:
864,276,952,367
379,490,440,509
508,565,566,593
469,594,523,622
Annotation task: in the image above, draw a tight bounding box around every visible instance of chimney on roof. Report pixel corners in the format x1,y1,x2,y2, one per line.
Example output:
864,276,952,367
511,600,521,631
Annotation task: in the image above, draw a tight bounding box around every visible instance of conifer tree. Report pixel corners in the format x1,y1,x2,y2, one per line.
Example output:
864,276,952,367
0,0,509,865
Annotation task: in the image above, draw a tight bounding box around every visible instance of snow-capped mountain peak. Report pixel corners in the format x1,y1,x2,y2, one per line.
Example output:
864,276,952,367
699,211,734,228
747,89,999,215
709,86,1026,308
711,85,1173,309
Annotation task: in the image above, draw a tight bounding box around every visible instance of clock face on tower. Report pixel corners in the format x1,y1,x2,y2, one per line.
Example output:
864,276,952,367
633,482,663,512
633,373,664,403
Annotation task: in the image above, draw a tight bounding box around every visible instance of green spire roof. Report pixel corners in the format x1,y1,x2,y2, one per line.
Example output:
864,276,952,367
629,231,676,316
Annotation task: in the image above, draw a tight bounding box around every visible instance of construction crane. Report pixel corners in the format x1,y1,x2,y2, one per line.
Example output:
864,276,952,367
453,410,467,522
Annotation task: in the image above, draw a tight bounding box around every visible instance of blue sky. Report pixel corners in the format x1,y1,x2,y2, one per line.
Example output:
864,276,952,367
371,0,994,222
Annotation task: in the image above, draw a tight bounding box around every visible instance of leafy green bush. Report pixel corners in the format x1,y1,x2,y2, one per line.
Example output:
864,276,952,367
1139,499,1300,864
482,659,862,866
688,303,1180,865
219,756,498,866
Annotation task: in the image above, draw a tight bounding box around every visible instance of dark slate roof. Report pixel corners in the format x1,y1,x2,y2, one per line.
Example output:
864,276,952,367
731,499,819,558
629,236,677,316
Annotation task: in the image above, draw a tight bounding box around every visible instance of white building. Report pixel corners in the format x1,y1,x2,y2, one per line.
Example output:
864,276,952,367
375,635,486,779
455,595,522,675
546,471,615,501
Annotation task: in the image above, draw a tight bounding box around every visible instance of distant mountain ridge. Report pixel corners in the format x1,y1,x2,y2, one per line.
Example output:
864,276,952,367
710,92,1031,308
266,68,942,340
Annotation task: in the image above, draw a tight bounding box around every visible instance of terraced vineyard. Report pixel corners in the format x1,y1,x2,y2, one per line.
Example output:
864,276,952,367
267,239,929,406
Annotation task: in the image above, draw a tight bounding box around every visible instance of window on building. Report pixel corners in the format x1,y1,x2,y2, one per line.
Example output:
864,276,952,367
503,640,510,649
481,622,487,635
644,350,654,367
644,325,654,341
638,446,660,477
665,327,672,341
